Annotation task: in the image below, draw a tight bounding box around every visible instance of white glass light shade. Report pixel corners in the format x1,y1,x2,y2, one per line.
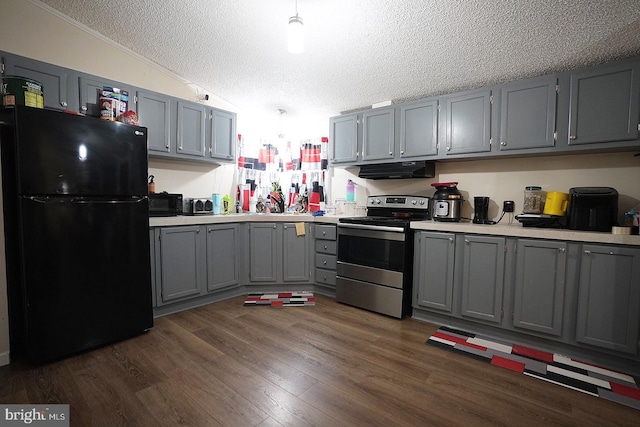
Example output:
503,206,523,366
288,15,304,54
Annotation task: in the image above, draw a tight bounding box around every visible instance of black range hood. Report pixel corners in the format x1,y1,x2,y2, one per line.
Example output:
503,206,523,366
358,160,436,180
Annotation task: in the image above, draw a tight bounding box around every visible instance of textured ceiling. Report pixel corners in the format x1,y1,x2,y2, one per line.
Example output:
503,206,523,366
37,0,640,129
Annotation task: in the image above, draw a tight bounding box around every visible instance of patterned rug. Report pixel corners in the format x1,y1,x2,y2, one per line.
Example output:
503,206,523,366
243,291,315,307
427,326,640,411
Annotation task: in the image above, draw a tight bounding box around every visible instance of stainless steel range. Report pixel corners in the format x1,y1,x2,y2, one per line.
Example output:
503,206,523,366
336,195,430,318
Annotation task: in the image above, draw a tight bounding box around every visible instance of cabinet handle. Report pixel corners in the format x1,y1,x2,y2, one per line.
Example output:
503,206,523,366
324,245,328,249
400,150,405,155
389,152,393,156
584,250,591,256
196,229,200,234
500,141,506,146
570,135,577,140
558,247,565,253
273,225,277,229
464,239,470,245
322,231,326,236
60,101,68,107
81,106,87,112
323,261,327,265
323,275,327,280
449,237,454,242
284,225,288,229
447,146,451,151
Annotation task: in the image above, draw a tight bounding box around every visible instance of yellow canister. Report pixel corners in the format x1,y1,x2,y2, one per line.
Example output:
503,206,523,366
543,191,570,216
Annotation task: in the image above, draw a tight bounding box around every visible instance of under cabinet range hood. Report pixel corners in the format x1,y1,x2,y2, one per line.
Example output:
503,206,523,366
358,160,436,179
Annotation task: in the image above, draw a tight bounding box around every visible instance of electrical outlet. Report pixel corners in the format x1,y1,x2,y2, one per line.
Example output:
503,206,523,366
503,201,515,213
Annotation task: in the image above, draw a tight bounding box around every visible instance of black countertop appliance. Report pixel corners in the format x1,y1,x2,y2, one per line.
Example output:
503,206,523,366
567,187,618,232
0,106,153,364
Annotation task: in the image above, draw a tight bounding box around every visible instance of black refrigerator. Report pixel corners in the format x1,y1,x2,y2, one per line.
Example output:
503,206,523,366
0,106,153,364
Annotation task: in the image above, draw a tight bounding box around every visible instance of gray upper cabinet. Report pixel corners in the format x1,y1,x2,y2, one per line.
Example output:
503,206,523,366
136,90,172,154
568,60,640,146
414,232,455,313
155,226,205,306
177,101,207,158
576,244,640,354
459,235,505,323
78,74,133,117
282,223,311,282
399,99,438,158
512,239,566,336
206,224,240,292
329,114,359,164
2,53,77,112
362,107,395,161
209,108,236,162
440,88,493,157
499,75,558,152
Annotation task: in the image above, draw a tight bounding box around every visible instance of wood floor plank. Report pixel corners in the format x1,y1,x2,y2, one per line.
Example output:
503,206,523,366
0,294,638,426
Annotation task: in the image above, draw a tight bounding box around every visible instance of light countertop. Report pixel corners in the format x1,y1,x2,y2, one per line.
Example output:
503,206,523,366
150,214,639,245
410,220,640,246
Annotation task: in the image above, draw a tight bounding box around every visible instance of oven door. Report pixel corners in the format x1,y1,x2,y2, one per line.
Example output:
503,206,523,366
337,223,406,287
336,223,408,318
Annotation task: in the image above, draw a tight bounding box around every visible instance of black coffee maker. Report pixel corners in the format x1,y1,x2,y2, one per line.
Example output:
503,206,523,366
473,196,490,224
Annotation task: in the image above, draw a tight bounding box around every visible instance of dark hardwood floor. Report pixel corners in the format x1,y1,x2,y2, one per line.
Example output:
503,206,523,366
1,294,638,426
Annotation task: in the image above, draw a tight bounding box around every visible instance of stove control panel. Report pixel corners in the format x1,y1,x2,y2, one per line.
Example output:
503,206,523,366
367,195,430,210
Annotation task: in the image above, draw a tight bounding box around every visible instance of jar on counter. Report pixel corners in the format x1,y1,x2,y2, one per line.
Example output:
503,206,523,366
523,186,543,214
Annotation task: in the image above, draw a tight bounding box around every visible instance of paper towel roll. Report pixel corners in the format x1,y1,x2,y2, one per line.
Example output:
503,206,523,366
611,226,631,235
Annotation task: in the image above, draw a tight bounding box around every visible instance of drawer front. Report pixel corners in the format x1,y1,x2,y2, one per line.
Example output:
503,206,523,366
315,253,337,270
315,224,337,241
315,239,337,255
315,267,337,286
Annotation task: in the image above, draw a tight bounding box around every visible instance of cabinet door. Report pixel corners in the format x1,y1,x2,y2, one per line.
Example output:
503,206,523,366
206,224,239,292
136,90,172,154
400,100,438,158
282,223,311,282
499,75,557,151
414,232,455,313
156,226,205,305
440,89,492,156
513,239,566,336
3,53,76,111
569,61,640,145
576,245,640,354
176,101,207,157
78,75,133,117
329,114,359,163
249,223,278,282
210,109,236,161
362,107,395,161
460,235,505,323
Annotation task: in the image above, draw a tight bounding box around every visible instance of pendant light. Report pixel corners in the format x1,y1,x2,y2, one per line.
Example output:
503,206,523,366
287,0,304,54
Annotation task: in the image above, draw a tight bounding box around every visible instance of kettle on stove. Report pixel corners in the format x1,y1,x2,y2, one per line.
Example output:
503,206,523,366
431,182,463,222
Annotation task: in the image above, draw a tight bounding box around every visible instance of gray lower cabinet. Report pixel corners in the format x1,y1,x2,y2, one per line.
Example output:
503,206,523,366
439,88,494,157
248,222,312,283
499,75,558,152
458,235,505,323
575,244,640,354
413,231,455,313
329,114,359,164
136,90,173,154
568,59,640,146
399,99,438,158
154,225,206,306
314,224,337,294
512,239,566,336
361,107,395,161
1,53,77,112
206,223,240,292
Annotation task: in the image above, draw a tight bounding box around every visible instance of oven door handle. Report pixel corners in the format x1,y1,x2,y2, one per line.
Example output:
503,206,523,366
338,223,406,233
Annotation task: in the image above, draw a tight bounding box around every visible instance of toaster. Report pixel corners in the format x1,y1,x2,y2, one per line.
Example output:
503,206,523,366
567,187,618,232
183,198,214,215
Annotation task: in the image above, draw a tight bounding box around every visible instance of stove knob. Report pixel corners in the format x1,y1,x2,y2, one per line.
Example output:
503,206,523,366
374,199,381,204
411,199,417,205
419,200,426,205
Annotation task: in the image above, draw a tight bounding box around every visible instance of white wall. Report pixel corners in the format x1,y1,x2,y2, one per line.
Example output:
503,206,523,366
332,151,640,223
